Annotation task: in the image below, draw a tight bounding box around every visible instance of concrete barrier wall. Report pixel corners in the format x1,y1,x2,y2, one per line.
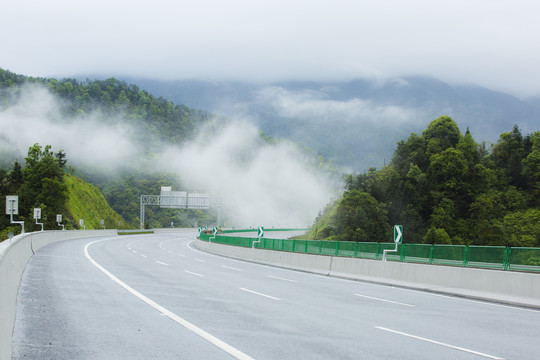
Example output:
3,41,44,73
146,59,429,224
195,239,540,309
0,230,117,360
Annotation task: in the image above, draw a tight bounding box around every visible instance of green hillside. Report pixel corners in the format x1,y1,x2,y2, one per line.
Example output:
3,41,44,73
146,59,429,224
311,116,539,246
65,174,126,230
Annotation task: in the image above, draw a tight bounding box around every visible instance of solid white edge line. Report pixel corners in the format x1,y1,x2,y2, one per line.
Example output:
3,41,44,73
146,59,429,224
240,288,281,301
84,238,254,360
375,326,505,360
354,294,415,307
155,261,168,266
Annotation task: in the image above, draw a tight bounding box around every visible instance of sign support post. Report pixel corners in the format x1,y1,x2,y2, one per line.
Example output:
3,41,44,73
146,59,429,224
34,208,44,231
382,225,403,261
6,196,24,234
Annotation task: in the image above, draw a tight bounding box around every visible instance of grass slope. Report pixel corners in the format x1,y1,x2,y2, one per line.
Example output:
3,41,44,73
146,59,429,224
65,174,126,229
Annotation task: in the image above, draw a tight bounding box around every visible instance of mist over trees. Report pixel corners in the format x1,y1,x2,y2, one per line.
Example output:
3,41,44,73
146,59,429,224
312,116,539,247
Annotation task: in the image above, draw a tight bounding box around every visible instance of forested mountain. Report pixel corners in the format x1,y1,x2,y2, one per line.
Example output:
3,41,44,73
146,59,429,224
0,68,211,149
0,68,216,232
119,76,540,171
309,116,539,247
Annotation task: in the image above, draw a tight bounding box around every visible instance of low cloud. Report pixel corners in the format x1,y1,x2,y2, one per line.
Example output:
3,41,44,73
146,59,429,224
255,86,419,126
0,85,137,171
0,84,336,227
158,120,337,227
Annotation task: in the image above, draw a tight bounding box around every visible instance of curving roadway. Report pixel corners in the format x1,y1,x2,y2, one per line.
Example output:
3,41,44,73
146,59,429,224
12,230,540,359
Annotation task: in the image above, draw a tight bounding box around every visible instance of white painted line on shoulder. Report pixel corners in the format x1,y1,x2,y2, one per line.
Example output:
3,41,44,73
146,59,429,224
85,239,253,360
222,265,243,271
267,275,298,283
375,326,504,360
184,270,203,277
354,294,415,307
240,288,281,301
156,261,168,266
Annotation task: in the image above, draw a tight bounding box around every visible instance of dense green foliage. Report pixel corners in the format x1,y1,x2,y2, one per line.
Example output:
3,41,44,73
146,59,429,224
1,144,67,238
1,68,219,230
64,174,125,230
311,116,539,247
0,145,127,240
0,68,210,148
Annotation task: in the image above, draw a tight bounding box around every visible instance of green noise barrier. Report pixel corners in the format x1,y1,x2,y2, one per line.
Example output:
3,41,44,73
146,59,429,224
199,231,540,272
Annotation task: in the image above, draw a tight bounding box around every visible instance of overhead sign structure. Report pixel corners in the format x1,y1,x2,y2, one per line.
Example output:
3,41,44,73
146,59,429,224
394,225,403,244
139,187,222,230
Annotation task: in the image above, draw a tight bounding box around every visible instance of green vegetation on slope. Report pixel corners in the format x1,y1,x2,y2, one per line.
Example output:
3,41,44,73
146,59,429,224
65,174,125,230
311,116,539,247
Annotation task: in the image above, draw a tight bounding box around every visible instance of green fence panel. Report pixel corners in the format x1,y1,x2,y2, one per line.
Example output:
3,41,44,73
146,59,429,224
320,241,338,256
432,244,466,266
507,247,540,272
401,243,432,263
337,242,357,257
355,242,379,259
293,240,307,253
305,240,321,254
467,246,506,269
200,229,540,273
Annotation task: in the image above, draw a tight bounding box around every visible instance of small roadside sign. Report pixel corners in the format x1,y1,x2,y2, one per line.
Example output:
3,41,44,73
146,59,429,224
33,208,42,220
394,225,403,244
57,214,63,223
5,196,18,215
258,226,264,238
213,227,218,235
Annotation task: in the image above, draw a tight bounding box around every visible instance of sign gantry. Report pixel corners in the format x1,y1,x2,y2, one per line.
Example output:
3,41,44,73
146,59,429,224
139,187,222,229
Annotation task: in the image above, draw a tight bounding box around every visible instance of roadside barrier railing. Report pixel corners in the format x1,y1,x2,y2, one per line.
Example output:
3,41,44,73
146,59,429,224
199,232,540,272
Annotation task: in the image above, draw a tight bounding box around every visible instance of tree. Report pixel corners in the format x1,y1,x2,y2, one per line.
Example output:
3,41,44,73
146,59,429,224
335,190,390,242
422,116,462,157
20,144,68,229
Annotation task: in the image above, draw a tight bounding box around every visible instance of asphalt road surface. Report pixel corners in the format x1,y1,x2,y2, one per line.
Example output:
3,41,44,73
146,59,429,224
12,230,540,359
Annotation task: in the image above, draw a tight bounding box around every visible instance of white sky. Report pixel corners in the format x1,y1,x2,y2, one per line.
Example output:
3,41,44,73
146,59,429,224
3,0,540,97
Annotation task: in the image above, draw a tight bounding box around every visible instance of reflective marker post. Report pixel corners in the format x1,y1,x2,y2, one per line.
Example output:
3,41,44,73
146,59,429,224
382,225,403,261
252,227,264,249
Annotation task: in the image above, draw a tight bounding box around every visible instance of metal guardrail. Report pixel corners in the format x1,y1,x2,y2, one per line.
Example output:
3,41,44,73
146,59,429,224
199,232,540,272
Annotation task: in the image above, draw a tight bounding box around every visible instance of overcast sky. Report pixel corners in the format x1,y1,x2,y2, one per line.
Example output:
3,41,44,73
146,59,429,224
3,0,540,98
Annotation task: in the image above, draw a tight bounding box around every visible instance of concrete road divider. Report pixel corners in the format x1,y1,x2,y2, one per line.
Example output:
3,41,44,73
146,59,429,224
0,230,117,360
195,238,540,309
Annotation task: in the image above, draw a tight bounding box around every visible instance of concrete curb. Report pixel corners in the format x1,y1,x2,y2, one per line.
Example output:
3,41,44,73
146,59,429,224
0,230,117,360
194,239,540,309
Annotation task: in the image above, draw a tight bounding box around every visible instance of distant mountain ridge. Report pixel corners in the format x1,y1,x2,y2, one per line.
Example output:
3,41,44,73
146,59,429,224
85,75,539,171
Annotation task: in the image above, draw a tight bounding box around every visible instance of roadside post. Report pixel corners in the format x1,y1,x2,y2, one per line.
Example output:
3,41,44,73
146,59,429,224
5,195,24,234
33,208,44,231
382,225,403,261
252,226,264,248
57,214,65,230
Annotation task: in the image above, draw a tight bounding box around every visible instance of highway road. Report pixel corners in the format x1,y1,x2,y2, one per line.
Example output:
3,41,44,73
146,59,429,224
12,230,540,359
